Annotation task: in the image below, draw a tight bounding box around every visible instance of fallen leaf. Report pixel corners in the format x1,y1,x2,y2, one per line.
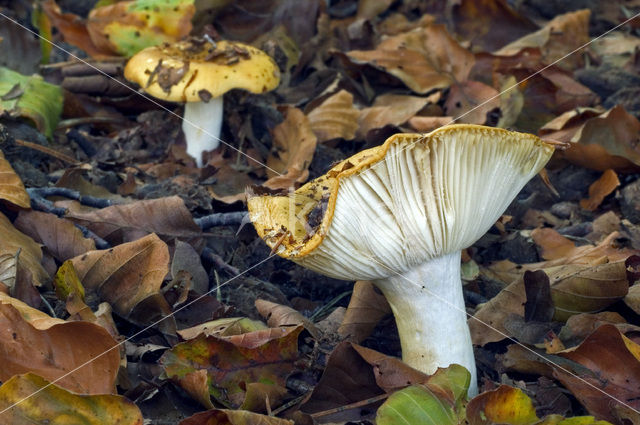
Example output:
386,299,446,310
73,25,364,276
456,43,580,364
180,409,293,425
553,325,640,424
205,152,256,204
70,233,172,322
376,384,459,425
0,150,30,208
357,93,438,137
540,106,640,172
255,299,319,338
306,89,359,142
0,66,63,138
467,385,540,425
408,116,453,132
87,0,195,57
162,326,302,409
0,292,120,394
0,211,48,287
171,240,209,295
338,280,391,343
443,81,500,125
14,210,96,262
452,0,537,51
0,373,142,425
264,106,317,190
177,317,268,340
346,25,474,94
496,9,591,71
580,169,620,211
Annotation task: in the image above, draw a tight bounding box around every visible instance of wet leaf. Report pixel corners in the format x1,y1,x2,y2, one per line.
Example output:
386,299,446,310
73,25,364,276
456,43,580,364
579,169,620,211
65,196,202,244
0,150,30,208
338,280,391,343
346,25,474,94
0,373,143,425
180,409,293,425
161,326,302,409
306,89,359,142
0,292,120,394
87,0,195,57
0,66,62,138
14,210,96,262
70,233,171,320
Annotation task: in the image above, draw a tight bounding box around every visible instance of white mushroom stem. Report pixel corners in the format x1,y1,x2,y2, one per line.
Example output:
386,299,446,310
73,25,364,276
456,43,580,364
373,251,478,397
182,96,223,167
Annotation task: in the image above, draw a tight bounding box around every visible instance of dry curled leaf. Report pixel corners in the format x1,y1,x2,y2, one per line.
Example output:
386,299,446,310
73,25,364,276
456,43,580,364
0,211,48,287
307,89,359,142
443,81,500,125
357,93,438,138
338,280,391,343
0,150,30,208
255,298,319,339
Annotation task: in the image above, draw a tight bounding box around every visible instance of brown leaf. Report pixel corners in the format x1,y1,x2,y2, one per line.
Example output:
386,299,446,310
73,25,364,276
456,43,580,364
70,233,171,320
0,211,48,287
407,116,453,133
541,106,640,172
443,81,500,125
14,210,96,262
338,280,391,343
180,409,293,425
264,106,317,189
178,317,268,340
558,312,634,346
553,324,640,423
206,153,256,204
496,9,591,71
307,89,359,142
352,344,428,392
0,293,120,394
171,240,209,295
0,150,30,208
65,196,202,244
0,373,143,425
580,169,620,211
346,25,474,94
452,0,537,51
357,93,438,138
255,299,320,339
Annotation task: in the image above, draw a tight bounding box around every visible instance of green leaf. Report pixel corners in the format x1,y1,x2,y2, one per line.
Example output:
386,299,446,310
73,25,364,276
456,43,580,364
0,67,62,138
376,384,459,425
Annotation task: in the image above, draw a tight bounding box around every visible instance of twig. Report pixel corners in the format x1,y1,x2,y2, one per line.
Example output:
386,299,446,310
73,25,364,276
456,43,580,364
270,394,307,416
201,247,240,276
194,211,248,230
74,224,111,249
309,393,390,419
14,139,79,165
27,187,117,208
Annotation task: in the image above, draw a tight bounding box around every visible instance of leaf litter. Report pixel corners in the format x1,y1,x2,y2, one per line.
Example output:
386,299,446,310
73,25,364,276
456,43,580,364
0,0,640,424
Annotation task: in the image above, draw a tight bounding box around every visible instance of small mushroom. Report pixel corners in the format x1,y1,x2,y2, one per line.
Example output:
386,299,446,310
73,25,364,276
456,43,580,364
124,37,280,166
248,124,557,396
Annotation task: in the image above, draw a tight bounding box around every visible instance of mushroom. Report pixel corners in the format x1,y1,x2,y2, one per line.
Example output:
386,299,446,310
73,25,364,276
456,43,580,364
248,124,557,396
124,37,280,166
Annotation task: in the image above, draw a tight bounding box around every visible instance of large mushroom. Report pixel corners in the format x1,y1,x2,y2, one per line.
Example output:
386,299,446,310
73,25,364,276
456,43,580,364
248,124,557,396
125,37,280,166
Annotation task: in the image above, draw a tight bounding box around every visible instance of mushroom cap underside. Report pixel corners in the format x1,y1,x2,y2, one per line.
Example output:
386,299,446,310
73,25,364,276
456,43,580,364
124,38,280,102
248,124,555,280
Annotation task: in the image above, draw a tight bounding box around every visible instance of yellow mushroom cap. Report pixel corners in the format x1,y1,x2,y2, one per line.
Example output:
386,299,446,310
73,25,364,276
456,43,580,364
124,38,280,103
248,124,556,281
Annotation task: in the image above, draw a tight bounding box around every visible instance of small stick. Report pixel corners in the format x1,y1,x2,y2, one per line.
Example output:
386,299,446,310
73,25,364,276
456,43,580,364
14,139,79,165
309,393,390,419
194,211,248,230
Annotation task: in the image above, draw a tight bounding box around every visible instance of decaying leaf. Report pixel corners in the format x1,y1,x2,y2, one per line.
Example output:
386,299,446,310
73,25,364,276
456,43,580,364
0,150,30,208
70,233,171,321
307,89,359,142
87,0,195,57
346,25,474,94
0,211,48,287
179,409,293,425
177,317,268,340
162,326,302,409
15,210,96,262
338,280,391,343
0,373,143,425
255,298,319,339
0,292,120,394
357,93,438,138
443,81,500,125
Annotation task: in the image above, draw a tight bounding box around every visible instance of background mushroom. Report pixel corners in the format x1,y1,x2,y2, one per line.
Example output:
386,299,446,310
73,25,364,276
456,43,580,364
248,124,557,396
124,37,280,166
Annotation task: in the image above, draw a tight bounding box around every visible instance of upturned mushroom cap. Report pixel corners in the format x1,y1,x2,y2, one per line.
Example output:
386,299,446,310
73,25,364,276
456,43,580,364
124,37,280,102
248,124,555,281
